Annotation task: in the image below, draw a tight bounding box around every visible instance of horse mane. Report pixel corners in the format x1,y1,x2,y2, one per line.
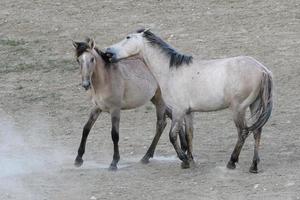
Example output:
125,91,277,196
137,29,193,68
94,48,110,64
74,40,110,64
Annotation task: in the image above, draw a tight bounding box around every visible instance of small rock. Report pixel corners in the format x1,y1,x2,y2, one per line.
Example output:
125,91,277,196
285,182,295,187
90,196,97,200
16,85,23,90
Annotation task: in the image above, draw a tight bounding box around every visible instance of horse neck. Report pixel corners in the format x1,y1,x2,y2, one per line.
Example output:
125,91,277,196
91,54,110,92
141,42,170,90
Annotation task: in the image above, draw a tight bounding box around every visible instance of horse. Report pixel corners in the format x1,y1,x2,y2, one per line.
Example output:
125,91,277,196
72,38,187,170
105,29,273,173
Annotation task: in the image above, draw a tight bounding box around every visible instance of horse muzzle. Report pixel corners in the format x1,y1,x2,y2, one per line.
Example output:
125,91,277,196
105,48,118,63
82,80,91,90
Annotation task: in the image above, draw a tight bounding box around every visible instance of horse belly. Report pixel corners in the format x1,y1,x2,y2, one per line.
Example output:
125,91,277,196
190,89,228,112
121,79,157,110
172,67,228,112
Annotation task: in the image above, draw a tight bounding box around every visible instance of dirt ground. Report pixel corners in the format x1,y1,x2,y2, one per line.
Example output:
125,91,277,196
0,0,300,199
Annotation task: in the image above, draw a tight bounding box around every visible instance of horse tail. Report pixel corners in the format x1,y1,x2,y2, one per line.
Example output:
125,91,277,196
248,70,273,132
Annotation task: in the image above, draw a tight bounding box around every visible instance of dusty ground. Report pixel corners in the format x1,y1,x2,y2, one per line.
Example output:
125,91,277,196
0,0,300,199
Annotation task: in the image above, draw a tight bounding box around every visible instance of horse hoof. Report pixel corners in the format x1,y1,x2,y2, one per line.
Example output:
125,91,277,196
140,156,150,164
74,156,83,167
249,166,258,174
181,161,190,169
226,161,236,169
109,165,118,171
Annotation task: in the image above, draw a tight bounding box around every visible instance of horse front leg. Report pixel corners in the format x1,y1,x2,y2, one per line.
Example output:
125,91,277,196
109,109,121,171
165,107,188,153
169,119,189,169
178,125,188,153
75,107,101,167
184,113,194,165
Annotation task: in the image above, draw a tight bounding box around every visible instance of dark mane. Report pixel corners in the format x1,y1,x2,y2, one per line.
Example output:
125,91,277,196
74,41,109,64
137,29,193,68
95,47,110,64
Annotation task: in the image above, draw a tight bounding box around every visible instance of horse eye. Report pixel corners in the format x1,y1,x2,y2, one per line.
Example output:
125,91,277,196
126,36,131,39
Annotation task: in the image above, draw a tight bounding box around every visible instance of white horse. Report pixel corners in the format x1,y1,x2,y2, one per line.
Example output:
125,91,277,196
105,29,273,173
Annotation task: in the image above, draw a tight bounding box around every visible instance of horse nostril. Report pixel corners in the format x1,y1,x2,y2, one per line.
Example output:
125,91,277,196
105,48,115,58
82,80,91,90
105,52,113,58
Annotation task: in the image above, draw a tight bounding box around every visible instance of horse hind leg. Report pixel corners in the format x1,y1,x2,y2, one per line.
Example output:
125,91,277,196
141,94,167,164
249,128,262,173
249,99,262,173
227,107,249,170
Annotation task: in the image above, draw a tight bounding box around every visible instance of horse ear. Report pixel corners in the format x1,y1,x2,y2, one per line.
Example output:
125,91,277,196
90,38,95,49
143,28,150,33
84,37,95,48
72,40,79,49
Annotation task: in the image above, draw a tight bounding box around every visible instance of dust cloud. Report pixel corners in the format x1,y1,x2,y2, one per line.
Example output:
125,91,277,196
0,109,72,199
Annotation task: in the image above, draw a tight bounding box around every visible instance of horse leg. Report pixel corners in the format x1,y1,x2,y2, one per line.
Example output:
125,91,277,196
227,108,249,169
184,113,194,164
249,128,262,173
249,99,263,173
75,107,101,167
169,118,189,169
179,125,188,153
109,109,121,171
165,107,188,152
141,94,167,164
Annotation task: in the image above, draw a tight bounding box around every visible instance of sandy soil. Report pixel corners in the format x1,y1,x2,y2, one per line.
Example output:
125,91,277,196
0,0,300,199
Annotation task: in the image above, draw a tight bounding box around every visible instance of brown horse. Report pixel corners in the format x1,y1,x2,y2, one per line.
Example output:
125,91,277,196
72,38,187,170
